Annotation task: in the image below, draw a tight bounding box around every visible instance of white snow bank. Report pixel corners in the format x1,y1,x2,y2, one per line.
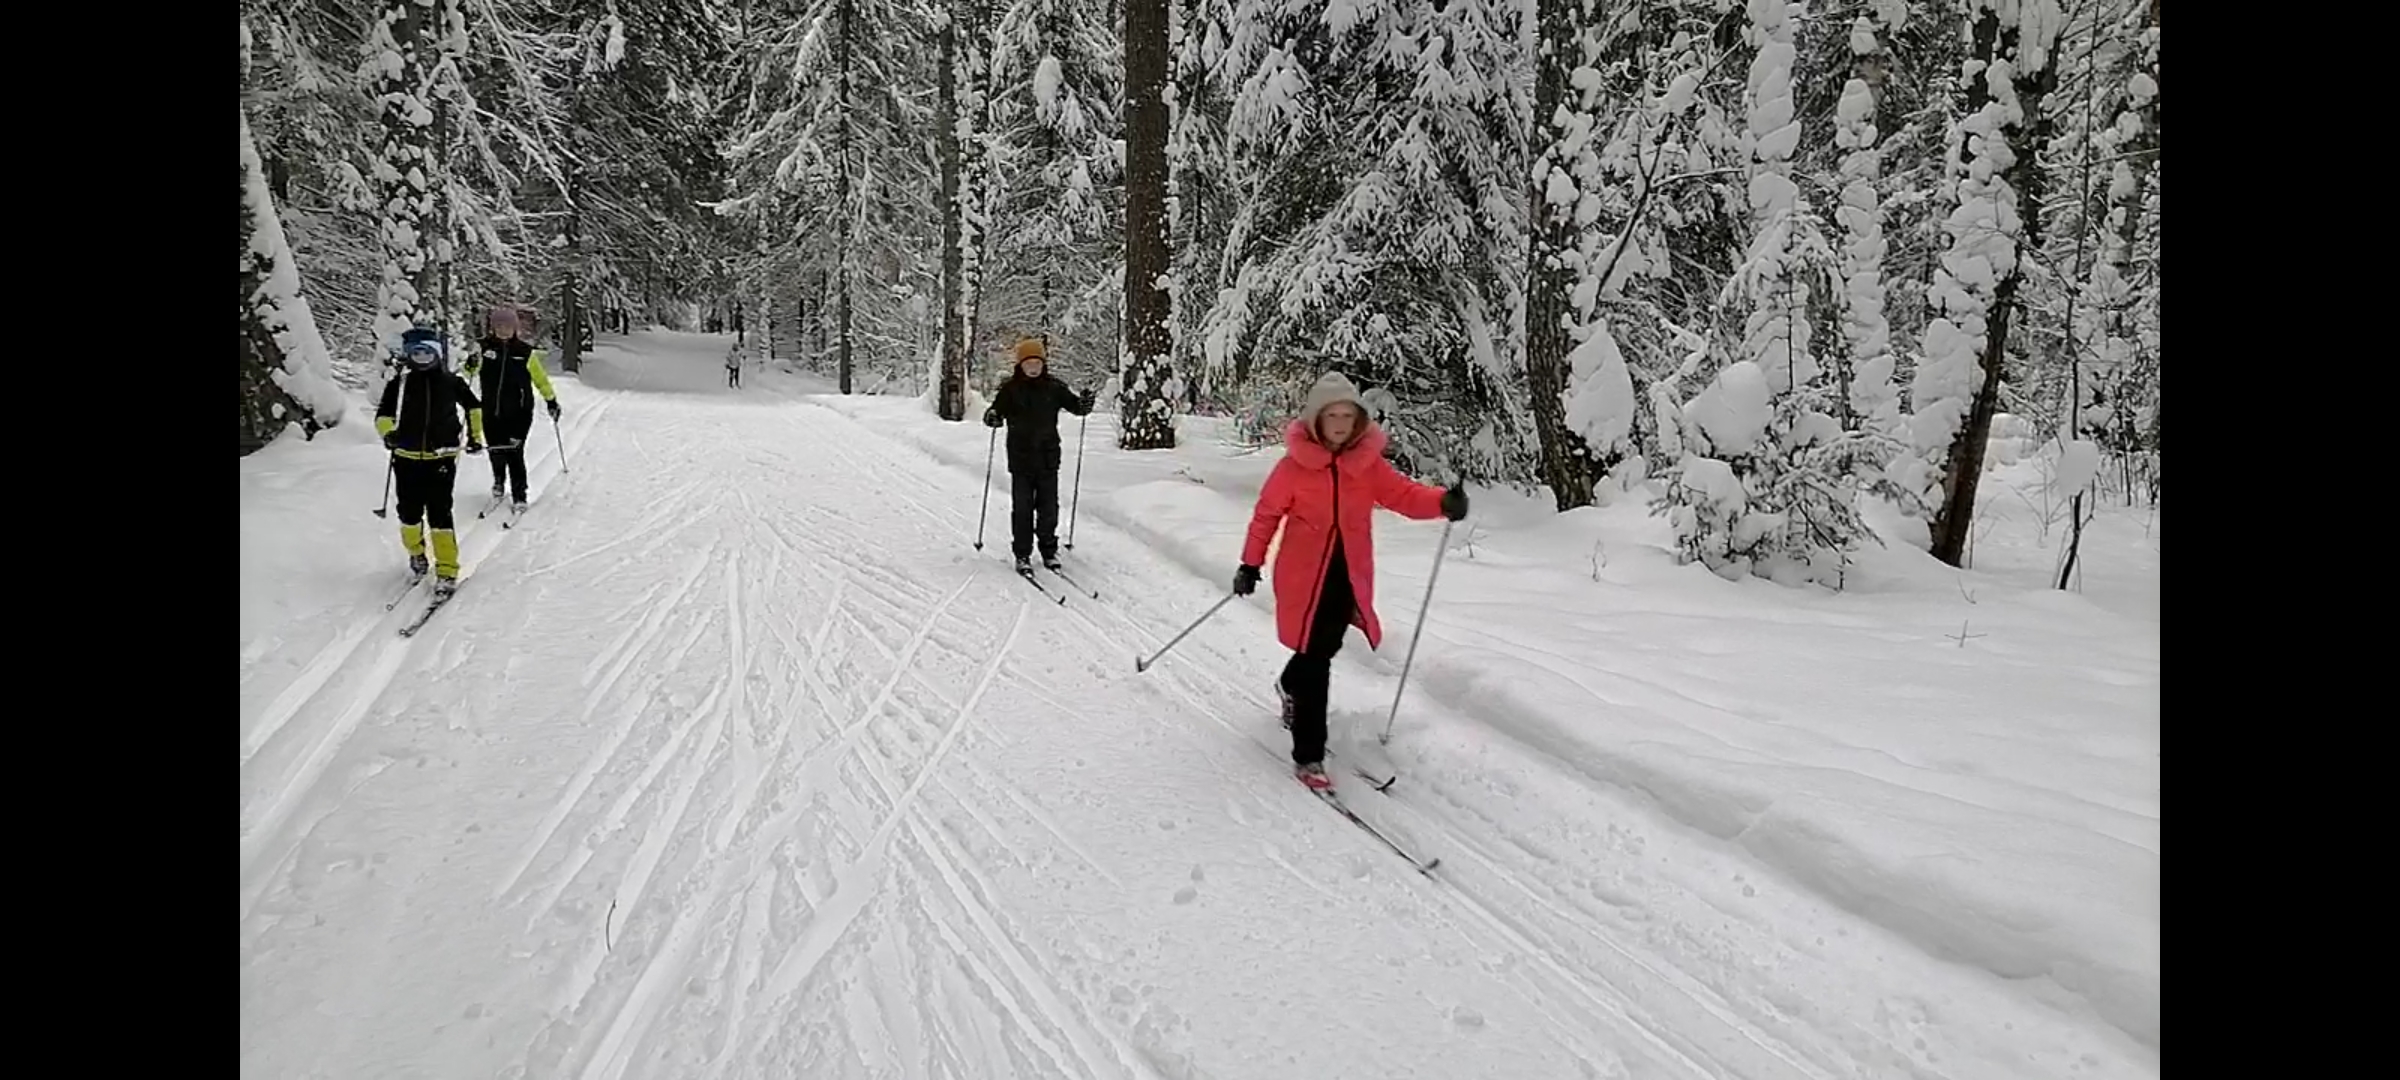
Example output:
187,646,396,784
814,393,2162,1051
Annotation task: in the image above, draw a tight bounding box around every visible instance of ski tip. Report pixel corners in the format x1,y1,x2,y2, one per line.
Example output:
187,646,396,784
1420,858,1441,876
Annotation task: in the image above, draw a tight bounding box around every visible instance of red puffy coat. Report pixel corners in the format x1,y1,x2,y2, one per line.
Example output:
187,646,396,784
1242,419,1448,652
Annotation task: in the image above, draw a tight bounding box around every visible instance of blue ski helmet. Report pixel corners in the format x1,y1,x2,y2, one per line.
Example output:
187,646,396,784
399,327,445,370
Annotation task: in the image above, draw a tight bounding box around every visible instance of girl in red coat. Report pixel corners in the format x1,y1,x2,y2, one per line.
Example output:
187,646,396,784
1233,372,1467,791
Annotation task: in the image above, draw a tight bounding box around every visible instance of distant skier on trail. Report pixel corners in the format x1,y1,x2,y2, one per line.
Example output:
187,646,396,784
464,304,561,517
725,344,742,388
1231,372,1467,792
983,336,1096,573
377,327,486,596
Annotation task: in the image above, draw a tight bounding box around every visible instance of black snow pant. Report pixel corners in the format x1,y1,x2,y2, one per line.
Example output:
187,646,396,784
396,456,459,530
1010,468,1062,560
727,365,741,388
486,415,532,500
1280,538,1357,767
394,455,463,578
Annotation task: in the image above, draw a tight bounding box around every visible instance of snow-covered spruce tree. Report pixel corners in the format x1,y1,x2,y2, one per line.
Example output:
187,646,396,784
1121,0,1177,449
1530,0,1727,510
1897,0,2063,566
1651,0,1871,585
2079,0,2158,498
241,22,348,454
243,1,391,391
725,0,941,394
1523,0,1609,510
1200,0,1535,483
983,0,1124,384
364,0,461,355
1535,0,1765,502
1820,2,1911,519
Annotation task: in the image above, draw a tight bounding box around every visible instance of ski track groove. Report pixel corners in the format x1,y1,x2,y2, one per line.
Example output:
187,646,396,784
835,608,1136,1080
780,571,982,800
759,600,1024,1010
1383,780,1861,1080
496,552,717,906
573,670,738,1080
530,613,720,932
240,639,410,923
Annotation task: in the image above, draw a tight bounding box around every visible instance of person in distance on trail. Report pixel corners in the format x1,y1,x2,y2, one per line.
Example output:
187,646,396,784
725,343,742,388
983,336,1097,574
1230,372,1467,793
377,326,487,597
464,304,561,516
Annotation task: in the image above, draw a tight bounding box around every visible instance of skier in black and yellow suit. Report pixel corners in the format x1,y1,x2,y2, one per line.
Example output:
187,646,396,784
463,304,560,513
377,327,486,596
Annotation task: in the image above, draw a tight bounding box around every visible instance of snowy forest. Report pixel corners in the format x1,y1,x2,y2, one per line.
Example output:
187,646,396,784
240,0,2160,588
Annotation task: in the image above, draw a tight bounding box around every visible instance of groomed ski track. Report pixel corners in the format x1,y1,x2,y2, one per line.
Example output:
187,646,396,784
239,333,2147,1080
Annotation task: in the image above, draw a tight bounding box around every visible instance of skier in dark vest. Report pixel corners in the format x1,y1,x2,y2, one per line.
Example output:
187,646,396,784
464,304,561,518
376,326,486,596
983,336,1096,573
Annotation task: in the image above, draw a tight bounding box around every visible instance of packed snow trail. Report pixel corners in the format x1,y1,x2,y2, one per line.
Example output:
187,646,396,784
242,333,2153,1080
241,346,1694,1079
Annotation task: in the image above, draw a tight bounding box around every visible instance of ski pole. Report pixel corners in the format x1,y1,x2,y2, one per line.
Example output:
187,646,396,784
1134,592,1237,673
551,412,569,473
1065,412,1088,550
1378,517,1454,746
973,426,997,550
372,456,394,518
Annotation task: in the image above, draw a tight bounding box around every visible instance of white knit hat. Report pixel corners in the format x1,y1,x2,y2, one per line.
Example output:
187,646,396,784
1295,371,1367,431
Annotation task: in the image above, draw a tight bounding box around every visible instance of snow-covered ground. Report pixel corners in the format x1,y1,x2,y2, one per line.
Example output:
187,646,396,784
241,330,2159,1080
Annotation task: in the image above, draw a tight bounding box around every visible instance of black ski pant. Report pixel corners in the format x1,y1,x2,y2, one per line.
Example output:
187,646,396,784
395,456,458,530
1010,467,1061,559
485,417,532,501
1280,539,1357,768
727,365,741,388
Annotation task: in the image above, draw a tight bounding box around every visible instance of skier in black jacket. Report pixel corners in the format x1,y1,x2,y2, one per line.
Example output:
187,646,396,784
376,327,486,595
465,304,560,517
983,336,1096,572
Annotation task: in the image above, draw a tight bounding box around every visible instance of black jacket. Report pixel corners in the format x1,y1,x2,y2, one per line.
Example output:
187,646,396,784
376,368,485,459
471,336,557,434
987,372,1093,473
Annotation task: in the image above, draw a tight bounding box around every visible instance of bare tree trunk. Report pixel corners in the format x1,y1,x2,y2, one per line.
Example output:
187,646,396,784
836,0,856,394
936,2,966,420
1523,0,1601,511
1118,0,1175,449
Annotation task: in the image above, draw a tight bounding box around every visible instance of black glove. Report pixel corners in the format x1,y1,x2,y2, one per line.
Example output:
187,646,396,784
381,431,401,452
1440,485,1468,521
1079,387,1098,412
1232,564,1260,596
547,399,563,421
983,408,1003,429
466,438,485,456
